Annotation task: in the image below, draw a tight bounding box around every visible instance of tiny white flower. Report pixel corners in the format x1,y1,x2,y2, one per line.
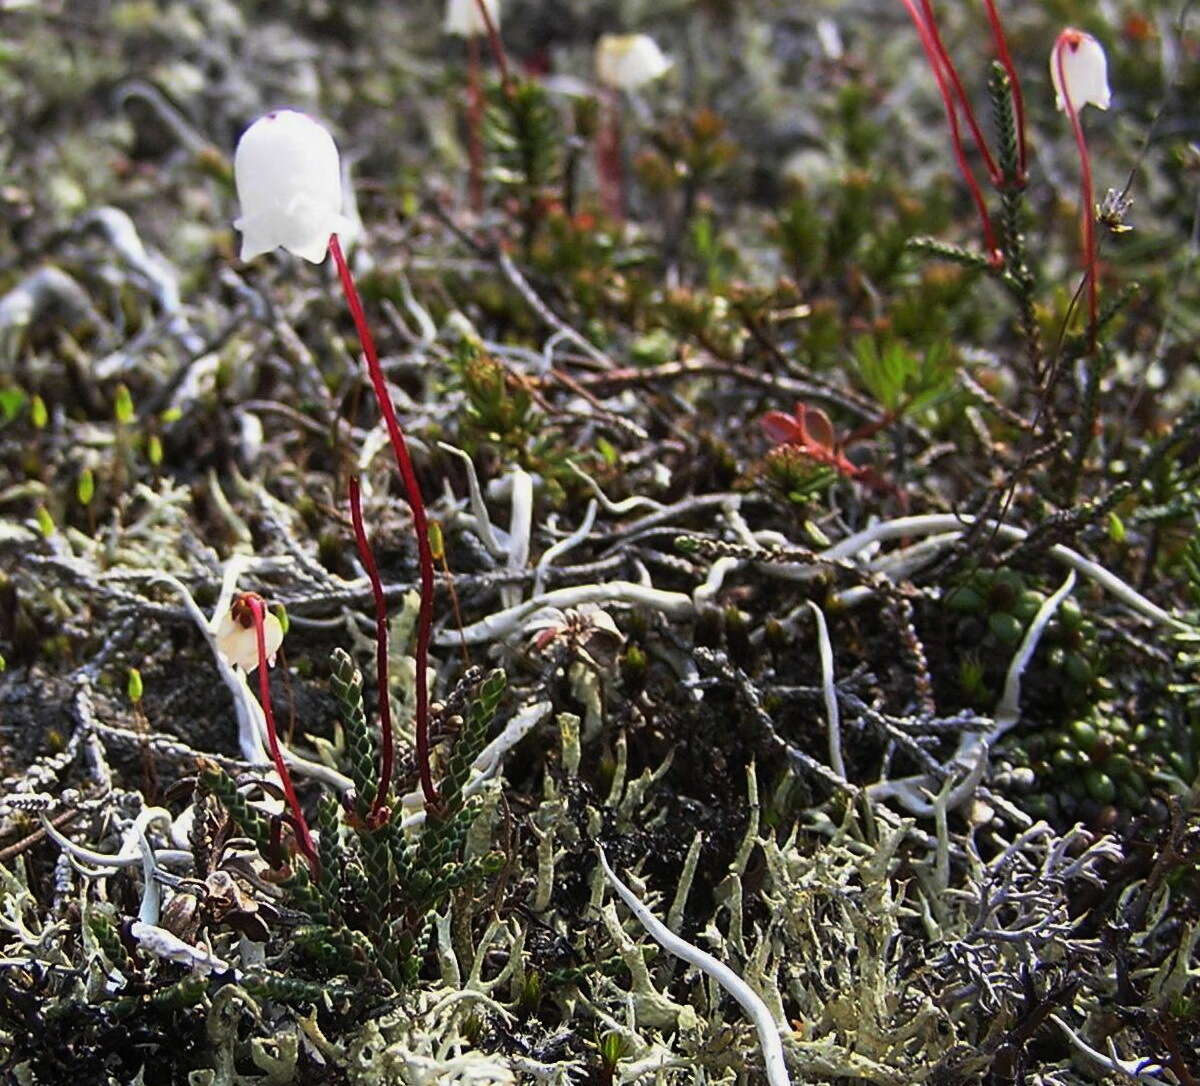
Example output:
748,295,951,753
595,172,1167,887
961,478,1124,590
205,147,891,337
215,595,283,673
1051,28,1111,113
444,0,500,37
595,33,672,92
233,110,353,263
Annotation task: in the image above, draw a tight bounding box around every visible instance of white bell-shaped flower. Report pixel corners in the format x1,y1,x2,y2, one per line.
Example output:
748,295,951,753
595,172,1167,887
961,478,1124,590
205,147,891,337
595,33,672,91
233,110,353,263
444,0,499,37
215,602,283,673
1051,28,1111,113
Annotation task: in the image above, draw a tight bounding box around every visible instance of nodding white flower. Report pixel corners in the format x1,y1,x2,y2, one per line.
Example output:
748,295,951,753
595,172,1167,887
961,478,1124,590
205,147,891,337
215,594,283,673
233,110,353,263
595,33,672,92
444,0,499,37
1051,29,1111,113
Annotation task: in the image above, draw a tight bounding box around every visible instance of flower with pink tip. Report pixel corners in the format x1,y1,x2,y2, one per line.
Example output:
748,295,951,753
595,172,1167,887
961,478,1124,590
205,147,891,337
233,110,352,263
215,593,283,673
1051,29,1111,113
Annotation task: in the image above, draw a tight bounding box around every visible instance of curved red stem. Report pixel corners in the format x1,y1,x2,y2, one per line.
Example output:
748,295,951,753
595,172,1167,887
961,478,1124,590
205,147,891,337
899,0,1000,261
917,0,1001,185
247,596,319,875
328,234,439,813
1054,36,1098,350
472,0,510,89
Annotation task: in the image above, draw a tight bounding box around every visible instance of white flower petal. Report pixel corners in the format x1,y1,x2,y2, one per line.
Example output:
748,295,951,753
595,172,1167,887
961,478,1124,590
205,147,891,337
215,609,283,672
445,0,500,36
595,34,672,91
1051,29,1111,113
233,110,347,262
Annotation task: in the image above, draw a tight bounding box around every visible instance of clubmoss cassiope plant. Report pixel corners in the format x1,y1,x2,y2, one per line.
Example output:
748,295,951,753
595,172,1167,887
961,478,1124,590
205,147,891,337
234,109,438,815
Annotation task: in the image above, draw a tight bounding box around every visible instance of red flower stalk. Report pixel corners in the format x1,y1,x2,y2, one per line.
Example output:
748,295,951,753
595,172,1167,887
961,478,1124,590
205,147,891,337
456,0,509,213
596,93,624,222
917,0,1001,186
472,0,510,88
244,593,319,875
328,234,439,813
1053,29,1103,350
348,475,395,825
898,0,1001,262
981,0,1027,181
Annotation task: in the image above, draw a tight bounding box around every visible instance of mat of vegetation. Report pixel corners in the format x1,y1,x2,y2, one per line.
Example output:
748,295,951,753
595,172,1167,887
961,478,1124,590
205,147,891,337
0,1,1198,1083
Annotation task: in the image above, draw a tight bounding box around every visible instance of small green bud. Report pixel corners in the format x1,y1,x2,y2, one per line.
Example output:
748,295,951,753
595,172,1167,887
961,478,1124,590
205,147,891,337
958,653,987,697
160,406,183,424
35,505,54,538
1012,591,1046,624
1104,752,1133,779
1058,598,1084,632
30,395,48,429
1070,719,1098,751
802,520,831,547
1062,652,1092,686
1169,750,1194,778
944,586,984,613
127,667,144,703
1107,512,1126,543
114,383,134,425
481,851,505,874
146,434,163,466
988,611,1024,646
1084,769,1116,805
600,1031,628,1068
428,519,445,562
270,602,289,635
0,385,25,421
76,467,95,506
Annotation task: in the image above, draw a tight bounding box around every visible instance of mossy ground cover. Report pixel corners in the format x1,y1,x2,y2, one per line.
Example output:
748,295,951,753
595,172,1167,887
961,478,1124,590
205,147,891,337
0,1,1198,1083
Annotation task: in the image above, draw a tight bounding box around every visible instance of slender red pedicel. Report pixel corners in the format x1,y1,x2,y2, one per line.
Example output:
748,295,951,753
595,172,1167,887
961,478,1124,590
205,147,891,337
917,0,1001,185
246,594,319,874
472,0,510,88
1054,31,1098,349
898,0,1001,261
328,234,439,812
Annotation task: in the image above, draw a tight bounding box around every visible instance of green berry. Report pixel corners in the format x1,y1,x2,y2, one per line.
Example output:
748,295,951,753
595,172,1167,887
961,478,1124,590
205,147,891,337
1084,769,1116,805
988,612,1024,646
1058,598,1084,632
1012,591,1046,623
945,586,984,613
1062,653,1092,686
1070,719,1099,751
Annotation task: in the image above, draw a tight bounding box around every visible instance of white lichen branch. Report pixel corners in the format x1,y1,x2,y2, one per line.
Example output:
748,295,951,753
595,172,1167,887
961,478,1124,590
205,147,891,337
596,845,792,1086
808,600,846,780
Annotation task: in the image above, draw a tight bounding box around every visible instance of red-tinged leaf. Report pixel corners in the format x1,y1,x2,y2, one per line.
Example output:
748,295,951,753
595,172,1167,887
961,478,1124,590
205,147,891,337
762,411,804,445
797,404,836,452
